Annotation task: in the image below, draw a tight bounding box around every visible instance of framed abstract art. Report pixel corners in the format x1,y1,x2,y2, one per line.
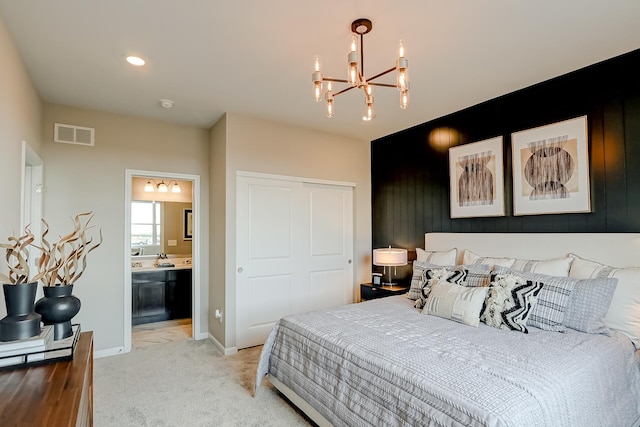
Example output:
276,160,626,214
448,136,505,218
511,116,590,216
183,208,193,240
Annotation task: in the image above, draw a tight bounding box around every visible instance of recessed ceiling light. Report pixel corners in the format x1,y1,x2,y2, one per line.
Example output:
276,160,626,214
126,56,145,66
159,99,174,109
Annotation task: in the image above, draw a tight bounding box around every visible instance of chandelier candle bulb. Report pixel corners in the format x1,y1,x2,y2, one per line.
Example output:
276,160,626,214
363,103,374,121
397,57,409,91
312,56,323,102
325,81,334,118
326,97,334,118
400,89,409,110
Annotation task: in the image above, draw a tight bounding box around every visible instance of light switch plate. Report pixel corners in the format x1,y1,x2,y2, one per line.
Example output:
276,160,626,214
167,239,177,246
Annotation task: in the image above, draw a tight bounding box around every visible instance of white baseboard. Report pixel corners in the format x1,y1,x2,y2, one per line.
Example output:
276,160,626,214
208,332,237,355
194,331,208,340
94,346,126,359
95,333,219,359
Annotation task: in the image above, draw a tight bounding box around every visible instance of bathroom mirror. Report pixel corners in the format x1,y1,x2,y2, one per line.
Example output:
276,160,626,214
131,200,192,257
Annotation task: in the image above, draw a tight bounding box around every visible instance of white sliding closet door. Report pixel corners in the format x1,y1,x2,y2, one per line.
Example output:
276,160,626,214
236,174,353,349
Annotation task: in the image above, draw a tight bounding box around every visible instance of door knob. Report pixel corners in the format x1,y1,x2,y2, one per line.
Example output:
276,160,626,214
237,267,244,273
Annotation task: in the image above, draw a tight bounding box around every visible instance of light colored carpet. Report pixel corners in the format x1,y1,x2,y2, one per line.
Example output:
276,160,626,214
94,339,313,426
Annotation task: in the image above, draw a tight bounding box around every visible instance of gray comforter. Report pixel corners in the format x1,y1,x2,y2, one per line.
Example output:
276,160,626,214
256,296,640,427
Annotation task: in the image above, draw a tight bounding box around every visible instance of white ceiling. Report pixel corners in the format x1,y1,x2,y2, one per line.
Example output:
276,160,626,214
1,1,640,142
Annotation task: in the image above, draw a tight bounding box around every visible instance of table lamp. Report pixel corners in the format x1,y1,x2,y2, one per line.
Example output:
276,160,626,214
373,246,408,287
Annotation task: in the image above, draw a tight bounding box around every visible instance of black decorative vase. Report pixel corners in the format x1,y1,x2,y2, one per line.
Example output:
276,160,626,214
35,285,80,340
0,282,42,342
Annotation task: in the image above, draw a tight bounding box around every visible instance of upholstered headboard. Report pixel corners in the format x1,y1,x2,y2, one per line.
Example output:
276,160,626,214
425,233,640,267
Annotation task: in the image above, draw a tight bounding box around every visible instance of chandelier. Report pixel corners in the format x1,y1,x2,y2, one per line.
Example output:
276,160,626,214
312,18,409,121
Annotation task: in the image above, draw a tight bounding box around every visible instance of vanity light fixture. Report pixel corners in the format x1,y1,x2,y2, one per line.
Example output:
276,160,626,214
312,18,409,121
144,179,181,193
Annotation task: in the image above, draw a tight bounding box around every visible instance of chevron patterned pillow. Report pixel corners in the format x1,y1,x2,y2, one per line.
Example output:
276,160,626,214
413,268,466,309
481,274,544,333
507,270,576,332
408,261,454,301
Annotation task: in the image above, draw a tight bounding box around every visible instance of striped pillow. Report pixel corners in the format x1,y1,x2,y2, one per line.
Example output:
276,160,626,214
408,261,453,300
423,280,490,327
511,257,573,277
416,248,457,265
451,264,493,287
414,268,466,309
507,270,577,332
568,253,640,348
463,250,516,268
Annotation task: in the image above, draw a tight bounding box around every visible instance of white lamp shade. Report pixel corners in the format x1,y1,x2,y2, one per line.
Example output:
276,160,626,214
373,247,408,267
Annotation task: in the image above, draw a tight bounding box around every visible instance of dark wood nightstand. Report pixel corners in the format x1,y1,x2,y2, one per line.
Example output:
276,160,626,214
360,283,409,301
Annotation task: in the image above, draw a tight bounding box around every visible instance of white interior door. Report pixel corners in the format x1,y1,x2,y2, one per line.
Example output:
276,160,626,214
304,183,353,311
21,142,43,298
236,175,354,349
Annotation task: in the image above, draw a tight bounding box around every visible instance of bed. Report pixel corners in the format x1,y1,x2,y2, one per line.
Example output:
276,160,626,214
256,233,640,426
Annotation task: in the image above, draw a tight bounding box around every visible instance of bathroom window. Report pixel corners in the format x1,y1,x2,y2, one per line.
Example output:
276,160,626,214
131,201,161,246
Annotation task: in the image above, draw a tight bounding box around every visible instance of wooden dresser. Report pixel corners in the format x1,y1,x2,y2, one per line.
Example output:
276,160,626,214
0,331,94,426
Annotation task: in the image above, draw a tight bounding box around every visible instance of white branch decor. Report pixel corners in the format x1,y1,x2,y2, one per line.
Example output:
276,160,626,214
0,228,35,284
36,211,103,287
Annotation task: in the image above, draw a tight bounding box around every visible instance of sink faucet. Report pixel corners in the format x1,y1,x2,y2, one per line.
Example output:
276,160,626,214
158,253,168,260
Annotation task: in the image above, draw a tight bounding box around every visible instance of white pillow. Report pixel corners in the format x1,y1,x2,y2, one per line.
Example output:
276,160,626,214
463,250,516,268
416,248,457,265
422,279,489,327
568,253,640,348
511,257,573,277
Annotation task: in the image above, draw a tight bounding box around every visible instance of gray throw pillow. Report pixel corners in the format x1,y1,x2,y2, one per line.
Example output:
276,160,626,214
564,278,618,334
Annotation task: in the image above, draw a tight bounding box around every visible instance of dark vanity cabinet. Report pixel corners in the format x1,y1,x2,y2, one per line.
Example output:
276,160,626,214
132,269,192,325
166,269,192,320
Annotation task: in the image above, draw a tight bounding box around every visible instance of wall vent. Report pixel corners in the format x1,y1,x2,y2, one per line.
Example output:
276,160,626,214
54,123,95,146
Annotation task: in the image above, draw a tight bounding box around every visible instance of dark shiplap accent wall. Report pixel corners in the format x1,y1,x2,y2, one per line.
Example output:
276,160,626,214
372,48,640,281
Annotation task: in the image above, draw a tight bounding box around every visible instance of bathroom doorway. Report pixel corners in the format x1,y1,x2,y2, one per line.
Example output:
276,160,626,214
123,169,203,353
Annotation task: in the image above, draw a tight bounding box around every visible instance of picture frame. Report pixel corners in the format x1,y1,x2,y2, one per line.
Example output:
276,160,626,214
183,209,193,240
511,115,590,216
372,273,382,286
448,136,505,218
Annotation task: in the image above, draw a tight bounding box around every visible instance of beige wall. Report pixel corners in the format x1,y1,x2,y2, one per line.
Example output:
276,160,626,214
209,114,227,343
210,113,372,349
0,15,43,316
41,104,209,352
162,201,193,255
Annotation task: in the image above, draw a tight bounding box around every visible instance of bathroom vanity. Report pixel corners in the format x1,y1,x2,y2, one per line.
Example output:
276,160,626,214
132,264,192,325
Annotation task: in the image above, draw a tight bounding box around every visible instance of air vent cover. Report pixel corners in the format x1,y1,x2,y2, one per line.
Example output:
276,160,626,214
54,123,95,146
